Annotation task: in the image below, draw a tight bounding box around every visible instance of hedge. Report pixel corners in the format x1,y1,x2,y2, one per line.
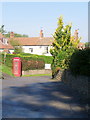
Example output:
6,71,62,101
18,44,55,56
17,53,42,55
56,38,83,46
21,59,45,71
1,53,52,70
69,48,90,76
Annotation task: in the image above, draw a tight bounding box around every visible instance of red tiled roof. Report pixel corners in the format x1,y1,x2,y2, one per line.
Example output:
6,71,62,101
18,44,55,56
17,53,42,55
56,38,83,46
0,33,14,49
78,42,85,46
8,37,54,46
0,42,14,49
0,32,85,49
0,32,14,49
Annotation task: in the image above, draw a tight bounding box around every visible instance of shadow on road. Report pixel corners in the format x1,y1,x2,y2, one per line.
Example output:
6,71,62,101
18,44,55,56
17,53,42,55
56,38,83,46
2,79,88,118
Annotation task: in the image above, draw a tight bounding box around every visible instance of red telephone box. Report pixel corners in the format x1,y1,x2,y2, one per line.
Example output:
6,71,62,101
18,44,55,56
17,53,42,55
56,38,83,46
12,57,21,77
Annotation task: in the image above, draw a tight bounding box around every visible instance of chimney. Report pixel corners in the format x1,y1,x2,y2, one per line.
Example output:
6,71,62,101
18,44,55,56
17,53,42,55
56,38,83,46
74,29,78,41
10,32,14,38
40,30,43,38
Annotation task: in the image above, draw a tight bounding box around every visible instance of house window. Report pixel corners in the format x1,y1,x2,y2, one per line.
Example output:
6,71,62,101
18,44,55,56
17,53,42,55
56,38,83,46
2,38,8,45
39,46,42,48
44,46,48,53
29,48,33,53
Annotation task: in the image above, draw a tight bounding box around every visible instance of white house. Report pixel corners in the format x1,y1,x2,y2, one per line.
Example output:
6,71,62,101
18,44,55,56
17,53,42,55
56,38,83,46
8,30,54,56
0,30,85,55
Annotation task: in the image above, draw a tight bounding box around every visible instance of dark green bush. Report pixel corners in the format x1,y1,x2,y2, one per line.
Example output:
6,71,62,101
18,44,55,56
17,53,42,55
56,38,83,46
21,59,45,71
2,54,19,68
69,48,90,76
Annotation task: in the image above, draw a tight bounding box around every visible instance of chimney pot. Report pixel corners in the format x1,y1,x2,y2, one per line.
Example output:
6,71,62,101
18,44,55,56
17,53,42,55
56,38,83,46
10,32,14,38
40,30,43,38
74,30,78,41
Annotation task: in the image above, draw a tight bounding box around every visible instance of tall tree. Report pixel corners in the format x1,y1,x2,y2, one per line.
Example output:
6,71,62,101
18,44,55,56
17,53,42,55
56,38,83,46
50,16,80,77
10,38,23,54
0,25,29,37
0,25,6,34
4,32,29,38
85,42,90,48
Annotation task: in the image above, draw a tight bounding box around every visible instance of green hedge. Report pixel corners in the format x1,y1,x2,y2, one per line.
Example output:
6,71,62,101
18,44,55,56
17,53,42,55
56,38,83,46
19,53,53,63
21,59,45,71
69,48,90,76
1,53,52,70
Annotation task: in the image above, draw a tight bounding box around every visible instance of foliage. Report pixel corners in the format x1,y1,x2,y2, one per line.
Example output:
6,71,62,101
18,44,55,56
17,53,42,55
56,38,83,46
50,16,80,77
0,25,28,37
85,42,90,48
22,74,51,77
1,53,52,71
9,38,20,46
0,25,6,34
1,64,14,76
69,48,90,76
37,55,53,64
9,38,23,54
17,53,53,64
22,59,45,71
14,46,23,54
4,32,29,38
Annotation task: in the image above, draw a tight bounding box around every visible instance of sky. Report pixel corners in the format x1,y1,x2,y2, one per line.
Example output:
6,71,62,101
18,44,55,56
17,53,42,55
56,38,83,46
0,1,88,43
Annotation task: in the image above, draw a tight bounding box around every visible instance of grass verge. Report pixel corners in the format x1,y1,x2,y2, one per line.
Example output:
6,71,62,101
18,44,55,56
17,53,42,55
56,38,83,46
1,64,14,76
1,64,52,77
22,74,52,77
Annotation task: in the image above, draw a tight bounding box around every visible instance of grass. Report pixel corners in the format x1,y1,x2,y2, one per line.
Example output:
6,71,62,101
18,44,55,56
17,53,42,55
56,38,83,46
22,74,52,77
1,64,52,77
1,64,14,76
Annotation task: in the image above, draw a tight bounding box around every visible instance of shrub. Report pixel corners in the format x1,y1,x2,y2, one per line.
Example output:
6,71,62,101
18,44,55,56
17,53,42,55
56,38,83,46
38,55,53,64
2,54,18,68
21,59,45,71
2,53,52,65
1,53,46,71
69,48,90,76
14,46,23,54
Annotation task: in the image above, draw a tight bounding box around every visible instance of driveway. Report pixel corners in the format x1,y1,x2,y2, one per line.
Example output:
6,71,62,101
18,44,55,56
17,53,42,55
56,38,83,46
2,75,88,118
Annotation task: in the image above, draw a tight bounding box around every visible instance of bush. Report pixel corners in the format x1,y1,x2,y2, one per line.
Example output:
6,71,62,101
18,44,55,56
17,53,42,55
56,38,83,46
1,53,47,71
21,59,45,71
38,55,53,64
51,48,76,78
4,53,52,63
2,54,19,68
69,48,90,76
14,46,23,54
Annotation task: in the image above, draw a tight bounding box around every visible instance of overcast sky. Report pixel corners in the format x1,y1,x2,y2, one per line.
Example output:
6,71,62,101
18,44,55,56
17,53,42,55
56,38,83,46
0,1,88,43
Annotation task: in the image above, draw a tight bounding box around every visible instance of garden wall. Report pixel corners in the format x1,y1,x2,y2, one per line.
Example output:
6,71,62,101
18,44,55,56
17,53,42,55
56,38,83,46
22,69,52,75
55,69,89,100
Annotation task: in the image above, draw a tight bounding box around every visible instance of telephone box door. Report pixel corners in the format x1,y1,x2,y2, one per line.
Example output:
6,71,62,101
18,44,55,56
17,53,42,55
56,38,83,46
12,57,21,77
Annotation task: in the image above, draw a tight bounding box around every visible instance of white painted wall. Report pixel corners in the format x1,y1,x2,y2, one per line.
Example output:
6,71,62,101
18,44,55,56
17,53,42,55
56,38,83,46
22,45,52,56
0,49,14,54
0,49,4,52
9,50,14,54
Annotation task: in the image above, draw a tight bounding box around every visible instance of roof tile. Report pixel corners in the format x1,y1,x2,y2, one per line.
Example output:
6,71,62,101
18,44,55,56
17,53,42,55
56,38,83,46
9,37,54,46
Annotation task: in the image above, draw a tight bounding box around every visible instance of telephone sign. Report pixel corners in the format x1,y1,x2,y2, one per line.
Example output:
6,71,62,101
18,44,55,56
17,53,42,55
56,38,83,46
12,57,21,77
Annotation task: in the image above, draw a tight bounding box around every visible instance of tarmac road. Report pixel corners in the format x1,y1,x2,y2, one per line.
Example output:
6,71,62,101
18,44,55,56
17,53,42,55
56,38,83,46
2,75,88,118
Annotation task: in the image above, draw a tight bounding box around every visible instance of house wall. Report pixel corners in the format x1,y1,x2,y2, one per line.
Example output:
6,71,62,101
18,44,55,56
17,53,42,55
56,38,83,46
0,49,14,54
0,49,4,53
22,45,52,56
